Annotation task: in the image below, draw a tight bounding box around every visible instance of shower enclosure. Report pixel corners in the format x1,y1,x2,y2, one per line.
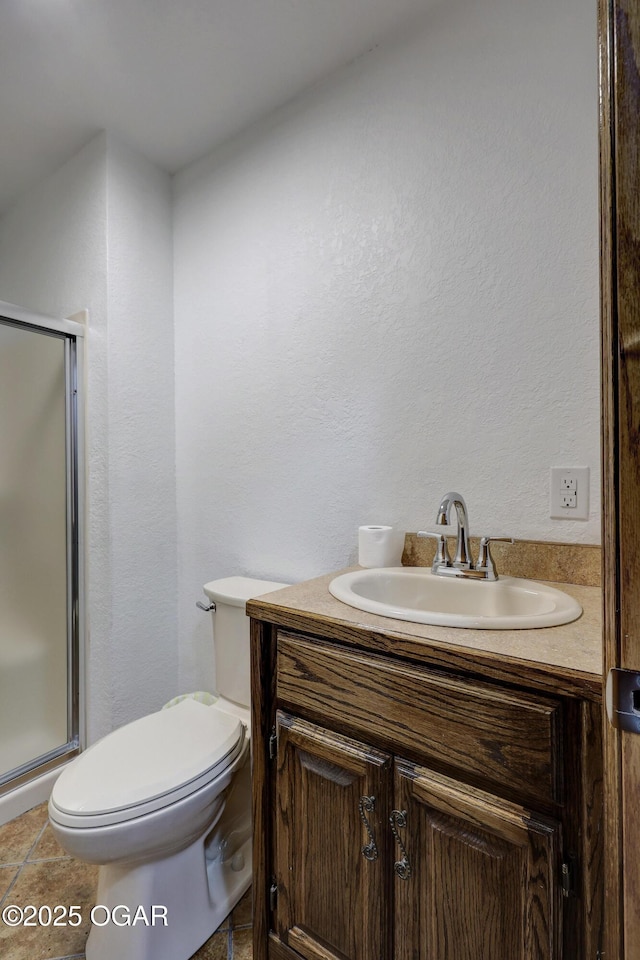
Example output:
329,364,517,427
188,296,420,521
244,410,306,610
0,302,83,796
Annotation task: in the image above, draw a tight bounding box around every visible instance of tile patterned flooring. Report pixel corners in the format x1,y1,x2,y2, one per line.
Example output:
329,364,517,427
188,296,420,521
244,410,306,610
0,802,253,960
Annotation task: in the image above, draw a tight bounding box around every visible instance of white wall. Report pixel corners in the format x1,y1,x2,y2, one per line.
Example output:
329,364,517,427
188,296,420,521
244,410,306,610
173,0,600,693
105,138,177,728
0,134,176,742
0,0,602,716
0,134,112,742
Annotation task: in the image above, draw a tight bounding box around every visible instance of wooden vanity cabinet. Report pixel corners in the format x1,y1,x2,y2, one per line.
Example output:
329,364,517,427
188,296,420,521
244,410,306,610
251,623,603,960
392,759,561,960
274,713,392,960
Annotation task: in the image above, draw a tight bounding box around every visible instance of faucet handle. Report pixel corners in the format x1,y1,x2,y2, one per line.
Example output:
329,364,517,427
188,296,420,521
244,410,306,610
417,531,451,570
476,536,514,580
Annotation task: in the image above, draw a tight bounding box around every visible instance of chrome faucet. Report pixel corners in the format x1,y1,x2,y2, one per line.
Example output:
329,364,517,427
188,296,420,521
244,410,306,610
418,491,513,580
436,492,472,569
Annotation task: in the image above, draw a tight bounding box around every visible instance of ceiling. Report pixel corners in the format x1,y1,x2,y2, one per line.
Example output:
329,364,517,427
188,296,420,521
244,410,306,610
0,0,432,216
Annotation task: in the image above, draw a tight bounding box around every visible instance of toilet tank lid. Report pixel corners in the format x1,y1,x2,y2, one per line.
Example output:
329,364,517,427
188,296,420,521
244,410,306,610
203,576,289,607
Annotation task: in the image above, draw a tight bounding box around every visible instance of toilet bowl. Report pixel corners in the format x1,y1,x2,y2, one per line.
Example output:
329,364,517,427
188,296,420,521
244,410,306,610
48,576,288,960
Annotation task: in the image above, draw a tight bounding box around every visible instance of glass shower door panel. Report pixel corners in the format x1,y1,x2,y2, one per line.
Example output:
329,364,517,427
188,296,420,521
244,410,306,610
0,322,69,776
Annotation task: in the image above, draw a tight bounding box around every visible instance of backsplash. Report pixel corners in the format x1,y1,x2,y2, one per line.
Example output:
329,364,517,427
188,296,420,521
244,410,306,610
402,535,601,587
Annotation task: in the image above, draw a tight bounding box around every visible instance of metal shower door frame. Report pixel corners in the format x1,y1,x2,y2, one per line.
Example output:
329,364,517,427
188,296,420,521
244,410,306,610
0,299,85,792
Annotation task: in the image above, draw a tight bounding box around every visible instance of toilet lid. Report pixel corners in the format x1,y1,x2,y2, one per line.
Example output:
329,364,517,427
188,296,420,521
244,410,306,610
52,699,243,818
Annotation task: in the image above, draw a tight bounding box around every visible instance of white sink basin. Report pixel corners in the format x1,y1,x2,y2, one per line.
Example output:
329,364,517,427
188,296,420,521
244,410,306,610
328,567,582,630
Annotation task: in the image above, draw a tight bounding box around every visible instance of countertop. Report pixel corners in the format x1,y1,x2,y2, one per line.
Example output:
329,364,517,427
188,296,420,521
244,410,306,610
247,567,603,701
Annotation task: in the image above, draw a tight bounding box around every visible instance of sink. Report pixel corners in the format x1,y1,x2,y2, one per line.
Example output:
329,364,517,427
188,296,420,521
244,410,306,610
328,567,582,630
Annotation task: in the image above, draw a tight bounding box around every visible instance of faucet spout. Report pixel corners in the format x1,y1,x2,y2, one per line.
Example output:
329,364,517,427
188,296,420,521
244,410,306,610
424,491,511,580
436,491,472,569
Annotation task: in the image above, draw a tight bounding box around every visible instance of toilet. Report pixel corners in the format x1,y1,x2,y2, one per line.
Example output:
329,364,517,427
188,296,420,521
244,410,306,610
48,576,287,960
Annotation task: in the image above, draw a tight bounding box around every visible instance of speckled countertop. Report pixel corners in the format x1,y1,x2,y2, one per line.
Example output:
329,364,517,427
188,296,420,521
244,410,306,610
247,567,603,701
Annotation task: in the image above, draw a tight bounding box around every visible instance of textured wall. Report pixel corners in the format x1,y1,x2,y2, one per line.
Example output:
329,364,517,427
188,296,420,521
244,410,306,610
0,134,177,742
0,135,112,742
0,0,602,717
105,138,178,728
173,0,600,693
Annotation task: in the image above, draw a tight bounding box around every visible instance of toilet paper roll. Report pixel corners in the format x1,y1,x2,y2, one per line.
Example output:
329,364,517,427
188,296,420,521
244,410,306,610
358,525,401,568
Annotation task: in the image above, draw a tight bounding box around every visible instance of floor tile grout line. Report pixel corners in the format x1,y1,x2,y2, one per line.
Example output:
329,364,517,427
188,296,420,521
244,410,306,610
26,854,72,864
2,809,253,959
0,862,23,909
0,817,49,909
0,866,20,910
45,954,85,960
25,818,50,860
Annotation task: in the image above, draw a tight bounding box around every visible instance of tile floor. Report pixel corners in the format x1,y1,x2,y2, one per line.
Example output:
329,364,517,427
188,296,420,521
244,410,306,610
0,802,253,960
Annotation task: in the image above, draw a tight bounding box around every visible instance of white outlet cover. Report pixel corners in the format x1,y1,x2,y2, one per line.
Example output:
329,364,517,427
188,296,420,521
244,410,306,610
550,467,590,520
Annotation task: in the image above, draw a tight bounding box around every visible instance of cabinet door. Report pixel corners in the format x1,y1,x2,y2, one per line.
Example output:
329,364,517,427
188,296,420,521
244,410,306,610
393,760,562,960
275,711,392,960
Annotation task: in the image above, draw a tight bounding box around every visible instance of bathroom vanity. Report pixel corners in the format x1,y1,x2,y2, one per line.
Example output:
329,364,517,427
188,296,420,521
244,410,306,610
248,569,603,960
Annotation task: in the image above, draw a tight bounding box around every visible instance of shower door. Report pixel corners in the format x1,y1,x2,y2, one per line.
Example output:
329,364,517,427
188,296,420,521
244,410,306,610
0,308,81,789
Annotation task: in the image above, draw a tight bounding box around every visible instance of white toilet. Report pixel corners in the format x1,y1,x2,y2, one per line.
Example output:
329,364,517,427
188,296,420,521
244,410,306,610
48,576,287,960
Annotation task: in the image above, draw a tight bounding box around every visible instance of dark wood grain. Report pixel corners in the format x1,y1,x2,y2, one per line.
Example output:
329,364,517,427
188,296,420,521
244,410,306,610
599,0,640,954
252,616,603,958
268,931,313,960
616,1,640,955
580,700,605,959
393,760,561,960
275,713,392,960
251,619,278,960
277,631,562,806
247,599,602,702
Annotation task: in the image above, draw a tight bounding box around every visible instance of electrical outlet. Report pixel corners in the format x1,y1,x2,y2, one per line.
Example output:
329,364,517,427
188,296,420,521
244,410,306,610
550,467,590,520
560,477,577,508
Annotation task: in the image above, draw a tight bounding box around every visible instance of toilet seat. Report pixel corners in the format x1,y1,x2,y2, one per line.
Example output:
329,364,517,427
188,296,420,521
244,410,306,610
50,699,246,829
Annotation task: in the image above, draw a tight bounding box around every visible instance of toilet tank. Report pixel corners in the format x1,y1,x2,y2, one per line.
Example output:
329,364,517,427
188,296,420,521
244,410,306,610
202,576,288,707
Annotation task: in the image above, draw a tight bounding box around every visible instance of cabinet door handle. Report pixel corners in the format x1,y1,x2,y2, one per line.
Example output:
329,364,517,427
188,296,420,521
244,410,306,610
390,809,412,879
358,796,378,861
